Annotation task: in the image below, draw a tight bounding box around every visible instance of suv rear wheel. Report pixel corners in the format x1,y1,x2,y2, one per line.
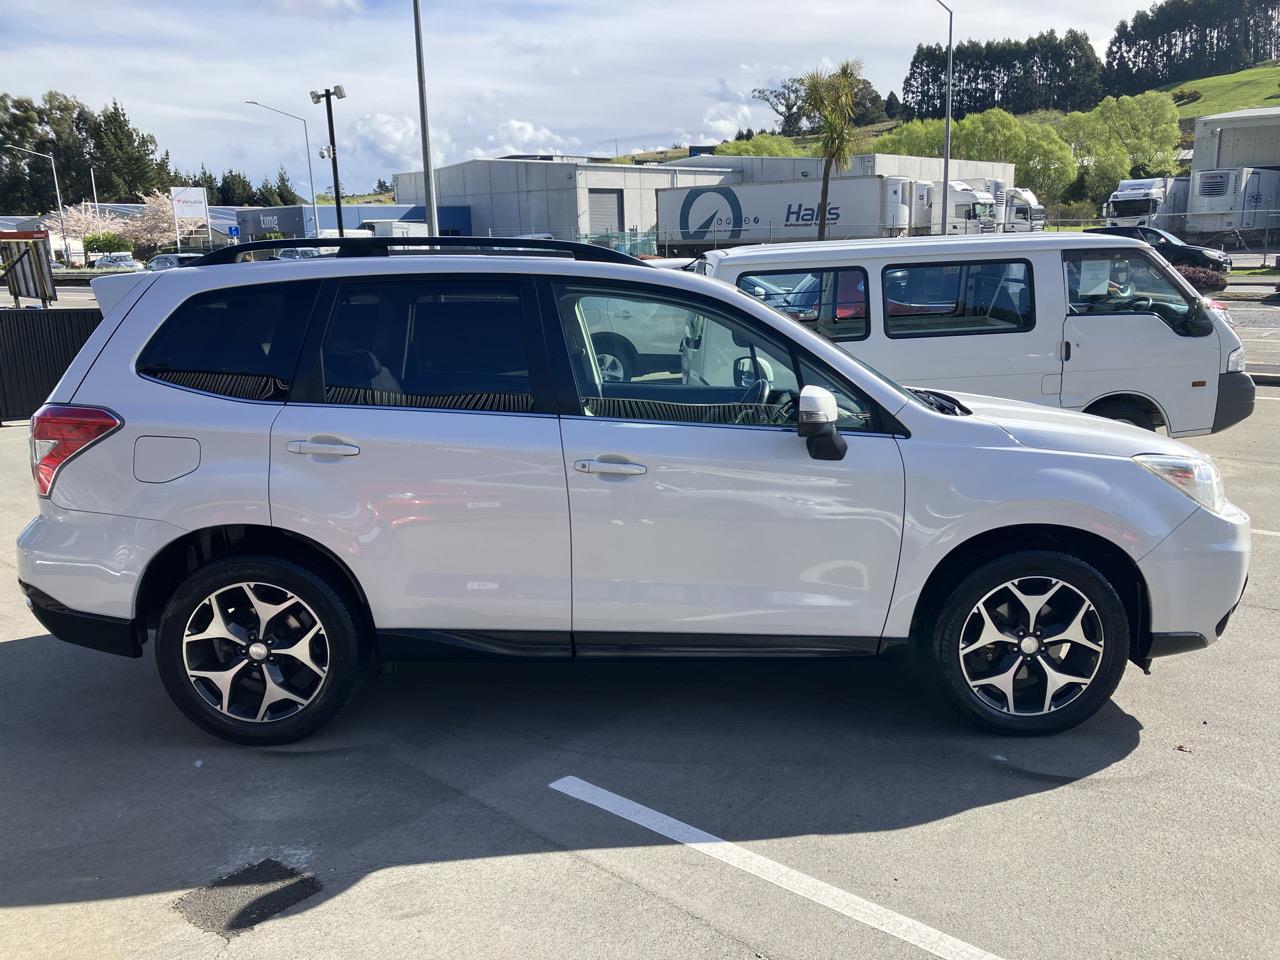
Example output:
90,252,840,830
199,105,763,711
155,556,365,744
928,551,1130,735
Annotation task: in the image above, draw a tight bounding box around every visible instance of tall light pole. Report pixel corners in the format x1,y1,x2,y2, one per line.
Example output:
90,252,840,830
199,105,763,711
933,0,954,235
310,85,347,237
412,0,438,235
247,99,321,238
9,145,70,263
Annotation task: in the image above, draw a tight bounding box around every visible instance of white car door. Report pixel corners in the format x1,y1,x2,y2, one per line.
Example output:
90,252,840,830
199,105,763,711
1061,249,1219,435
269,274,572,654
544,278,906,653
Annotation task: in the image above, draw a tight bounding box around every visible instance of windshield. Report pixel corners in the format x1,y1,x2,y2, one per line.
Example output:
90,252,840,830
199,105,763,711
1030,206,1046,221
1109,198,1156,218
972,203,995,221
1148,228,1181,246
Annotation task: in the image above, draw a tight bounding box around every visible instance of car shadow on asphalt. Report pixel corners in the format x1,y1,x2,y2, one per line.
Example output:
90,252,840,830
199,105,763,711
0,632,1142,920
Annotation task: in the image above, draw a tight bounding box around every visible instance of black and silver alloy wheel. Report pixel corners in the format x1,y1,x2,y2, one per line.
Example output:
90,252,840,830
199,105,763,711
595,351,627,382
959,577,1102,716
157,556,364,744
929,550,1130,735
182,582,330,723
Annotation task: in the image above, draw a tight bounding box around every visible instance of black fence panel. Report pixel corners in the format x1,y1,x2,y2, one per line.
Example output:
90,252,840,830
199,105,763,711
0,308,103,421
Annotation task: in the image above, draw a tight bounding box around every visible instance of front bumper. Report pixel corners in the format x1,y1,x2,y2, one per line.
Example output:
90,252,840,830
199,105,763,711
1213,372,1255,433
21,581,141,658
1137,504,1250,660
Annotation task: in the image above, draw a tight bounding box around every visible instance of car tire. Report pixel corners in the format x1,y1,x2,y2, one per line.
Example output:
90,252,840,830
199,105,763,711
592,335,636,383
155,555,366,745
1089,399,1156,431
927,550,1130,736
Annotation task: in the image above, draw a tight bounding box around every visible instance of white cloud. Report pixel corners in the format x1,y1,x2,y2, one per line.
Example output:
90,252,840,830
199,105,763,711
0,0,1131,194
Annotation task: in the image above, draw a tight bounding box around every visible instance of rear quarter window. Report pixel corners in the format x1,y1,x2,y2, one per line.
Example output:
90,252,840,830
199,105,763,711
136,279,320,401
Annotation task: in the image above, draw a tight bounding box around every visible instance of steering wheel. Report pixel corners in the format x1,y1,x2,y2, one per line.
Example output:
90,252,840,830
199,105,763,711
733,379,770,424
1113,295,1153,312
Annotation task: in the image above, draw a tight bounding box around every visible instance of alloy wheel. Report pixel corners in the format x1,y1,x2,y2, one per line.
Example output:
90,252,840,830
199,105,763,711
181,582,330,723
596,352,626,382
959,577,1104,716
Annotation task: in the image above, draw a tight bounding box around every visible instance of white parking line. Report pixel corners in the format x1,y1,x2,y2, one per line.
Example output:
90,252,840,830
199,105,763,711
1256,396,1280,401
550,775,1007,960
1255,529,1280,538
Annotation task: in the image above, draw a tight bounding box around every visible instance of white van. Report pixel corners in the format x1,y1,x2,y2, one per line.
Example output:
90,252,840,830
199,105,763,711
695,234,1253,435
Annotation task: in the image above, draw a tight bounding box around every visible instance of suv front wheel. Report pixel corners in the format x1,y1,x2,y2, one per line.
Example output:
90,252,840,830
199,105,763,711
155,556,365,744
928,551,1130,735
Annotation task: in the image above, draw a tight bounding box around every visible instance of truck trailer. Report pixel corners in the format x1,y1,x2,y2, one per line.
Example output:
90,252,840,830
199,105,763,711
656,176,995,254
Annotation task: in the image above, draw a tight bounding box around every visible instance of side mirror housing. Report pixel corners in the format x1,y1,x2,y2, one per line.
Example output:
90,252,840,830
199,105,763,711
797,385,847,461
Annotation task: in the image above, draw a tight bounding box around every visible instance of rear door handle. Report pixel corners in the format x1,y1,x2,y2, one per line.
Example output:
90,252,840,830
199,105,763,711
1062,340,1072,362
574,458,646,476
288,440,360,457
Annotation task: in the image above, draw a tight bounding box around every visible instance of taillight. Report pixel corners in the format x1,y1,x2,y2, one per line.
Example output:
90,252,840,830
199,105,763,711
30,404,122,497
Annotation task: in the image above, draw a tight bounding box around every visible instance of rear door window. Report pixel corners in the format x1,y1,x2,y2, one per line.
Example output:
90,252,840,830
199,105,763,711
136,280,320,401
736,267,869,341
882,260,1035,338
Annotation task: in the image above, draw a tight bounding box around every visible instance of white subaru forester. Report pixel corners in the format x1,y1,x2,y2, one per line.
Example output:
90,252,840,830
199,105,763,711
17,237,1250,744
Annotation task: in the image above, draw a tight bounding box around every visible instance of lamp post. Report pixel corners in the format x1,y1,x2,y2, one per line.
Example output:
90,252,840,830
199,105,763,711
8,145,70,263
309,85,347,237
933,0,954,236
412,0,437,235
246,99,321,238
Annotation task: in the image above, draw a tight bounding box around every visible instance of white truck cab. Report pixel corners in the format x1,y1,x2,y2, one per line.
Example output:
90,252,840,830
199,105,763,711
699,233,1253,437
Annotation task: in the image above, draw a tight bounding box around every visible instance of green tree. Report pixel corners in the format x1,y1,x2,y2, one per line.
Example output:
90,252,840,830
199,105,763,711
253,177,282,207
1054,92,1179,206
752,78,811,137
802,61,866,241
850,79,888,126
870,117,946,156
217,170,255,206
84,230,129,253
713,133,805,157
374,177,393,194
91,100,169,201
884,91,901,120
274,166,302,205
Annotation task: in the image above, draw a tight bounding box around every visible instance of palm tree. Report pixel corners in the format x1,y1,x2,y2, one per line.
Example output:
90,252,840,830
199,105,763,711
802,61,866,241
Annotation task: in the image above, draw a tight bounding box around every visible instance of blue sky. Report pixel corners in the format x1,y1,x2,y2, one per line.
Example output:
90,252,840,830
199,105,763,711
2,0,1127,199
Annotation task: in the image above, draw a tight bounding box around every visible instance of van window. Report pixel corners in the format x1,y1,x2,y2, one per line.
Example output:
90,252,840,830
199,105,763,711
136,280,320,401
735,267,869,341
320,278,534,412
1064,251,1196,328
882,260,1034,338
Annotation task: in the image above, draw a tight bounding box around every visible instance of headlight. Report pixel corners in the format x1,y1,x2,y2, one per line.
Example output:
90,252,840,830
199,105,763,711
1227,347,1246,373
1134,454,1226,513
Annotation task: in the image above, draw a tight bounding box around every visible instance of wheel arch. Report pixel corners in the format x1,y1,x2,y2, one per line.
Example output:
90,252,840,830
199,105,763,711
1082,391,1168,429
133,524,373,645
908,524,1151,663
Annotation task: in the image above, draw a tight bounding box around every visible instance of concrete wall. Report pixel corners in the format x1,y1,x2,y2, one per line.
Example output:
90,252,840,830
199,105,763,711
401,160,726,238
846,154,1017,185
1193,109,1280,171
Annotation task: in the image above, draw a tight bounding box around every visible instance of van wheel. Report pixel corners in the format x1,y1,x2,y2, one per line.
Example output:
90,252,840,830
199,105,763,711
592,335,636,382
155,556,365,745
927,551,1129,735
1089,400,1156,431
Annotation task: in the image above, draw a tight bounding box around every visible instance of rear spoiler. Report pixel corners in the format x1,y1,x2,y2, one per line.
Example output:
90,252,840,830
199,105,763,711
90,271,154,316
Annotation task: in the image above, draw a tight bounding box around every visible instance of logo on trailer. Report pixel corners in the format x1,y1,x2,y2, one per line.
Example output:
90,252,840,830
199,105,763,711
678,187,745,241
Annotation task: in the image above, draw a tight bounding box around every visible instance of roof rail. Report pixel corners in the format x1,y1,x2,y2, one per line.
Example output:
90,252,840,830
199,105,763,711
185,235,649,267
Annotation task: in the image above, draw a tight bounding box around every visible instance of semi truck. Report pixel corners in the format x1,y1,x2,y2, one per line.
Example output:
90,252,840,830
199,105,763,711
997,185,1045,231
655,176,996,254
1103,177,1188,227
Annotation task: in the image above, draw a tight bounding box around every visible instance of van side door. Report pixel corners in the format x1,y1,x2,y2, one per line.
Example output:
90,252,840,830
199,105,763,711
1061,250,1219,435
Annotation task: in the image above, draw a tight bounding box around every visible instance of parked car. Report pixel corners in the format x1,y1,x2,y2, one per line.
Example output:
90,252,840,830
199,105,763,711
1085,226,1232,272
698,233,1253,436
18,237,1250,745
146,253,204,271
92,252,144,271
269,247,323,261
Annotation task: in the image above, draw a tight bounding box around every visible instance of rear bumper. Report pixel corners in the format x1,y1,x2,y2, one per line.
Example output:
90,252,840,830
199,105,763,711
20,581,141,658
1213,372,1255,433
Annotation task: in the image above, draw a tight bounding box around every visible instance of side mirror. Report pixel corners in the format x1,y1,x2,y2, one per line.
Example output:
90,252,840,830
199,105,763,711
797,385,847,461
752,286,767,299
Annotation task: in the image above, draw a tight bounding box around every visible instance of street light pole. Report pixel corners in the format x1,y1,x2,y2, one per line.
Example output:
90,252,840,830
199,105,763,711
310,85,347,237
8,145,70,263
933,0,954,236
412,0,438,235
246,99,321,237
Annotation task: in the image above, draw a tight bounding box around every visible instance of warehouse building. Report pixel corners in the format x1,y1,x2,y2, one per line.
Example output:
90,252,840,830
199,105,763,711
234,203,471,240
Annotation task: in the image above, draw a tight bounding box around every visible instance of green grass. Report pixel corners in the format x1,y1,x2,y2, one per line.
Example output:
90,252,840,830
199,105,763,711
1231,266,1280,277
1158,61,1280,118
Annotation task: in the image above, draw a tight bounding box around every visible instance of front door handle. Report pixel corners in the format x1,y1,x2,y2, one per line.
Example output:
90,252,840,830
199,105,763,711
574,458,647,476
1062,340,1072,362
288,440,360,457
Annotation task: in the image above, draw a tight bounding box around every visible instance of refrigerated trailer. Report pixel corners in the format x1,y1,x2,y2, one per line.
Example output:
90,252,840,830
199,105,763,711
656,176,994,254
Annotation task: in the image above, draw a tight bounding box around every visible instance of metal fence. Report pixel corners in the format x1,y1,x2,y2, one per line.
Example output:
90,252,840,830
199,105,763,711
1044,211,1280,265
0,308,103,421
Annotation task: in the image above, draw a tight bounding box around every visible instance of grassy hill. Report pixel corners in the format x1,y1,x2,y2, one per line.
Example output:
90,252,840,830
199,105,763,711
1158,61,1280,118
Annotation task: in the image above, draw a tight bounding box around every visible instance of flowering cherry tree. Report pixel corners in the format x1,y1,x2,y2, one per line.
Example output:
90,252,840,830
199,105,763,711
122,192,204,249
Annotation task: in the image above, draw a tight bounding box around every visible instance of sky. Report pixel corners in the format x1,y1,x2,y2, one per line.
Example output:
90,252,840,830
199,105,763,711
2,0,1130,199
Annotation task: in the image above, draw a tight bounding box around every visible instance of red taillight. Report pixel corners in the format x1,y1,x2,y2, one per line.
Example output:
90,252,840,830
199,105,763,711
30,404,122,497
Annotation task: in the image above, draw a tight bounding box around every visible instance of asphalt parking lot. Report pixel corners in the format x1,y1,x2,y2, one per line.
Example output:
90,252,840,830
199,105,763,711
0,390,1277,960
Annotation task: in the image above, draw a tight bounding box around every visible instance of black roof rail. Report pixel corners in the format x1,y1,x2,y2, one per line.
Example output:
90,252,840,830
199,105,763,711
184,235,650,267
